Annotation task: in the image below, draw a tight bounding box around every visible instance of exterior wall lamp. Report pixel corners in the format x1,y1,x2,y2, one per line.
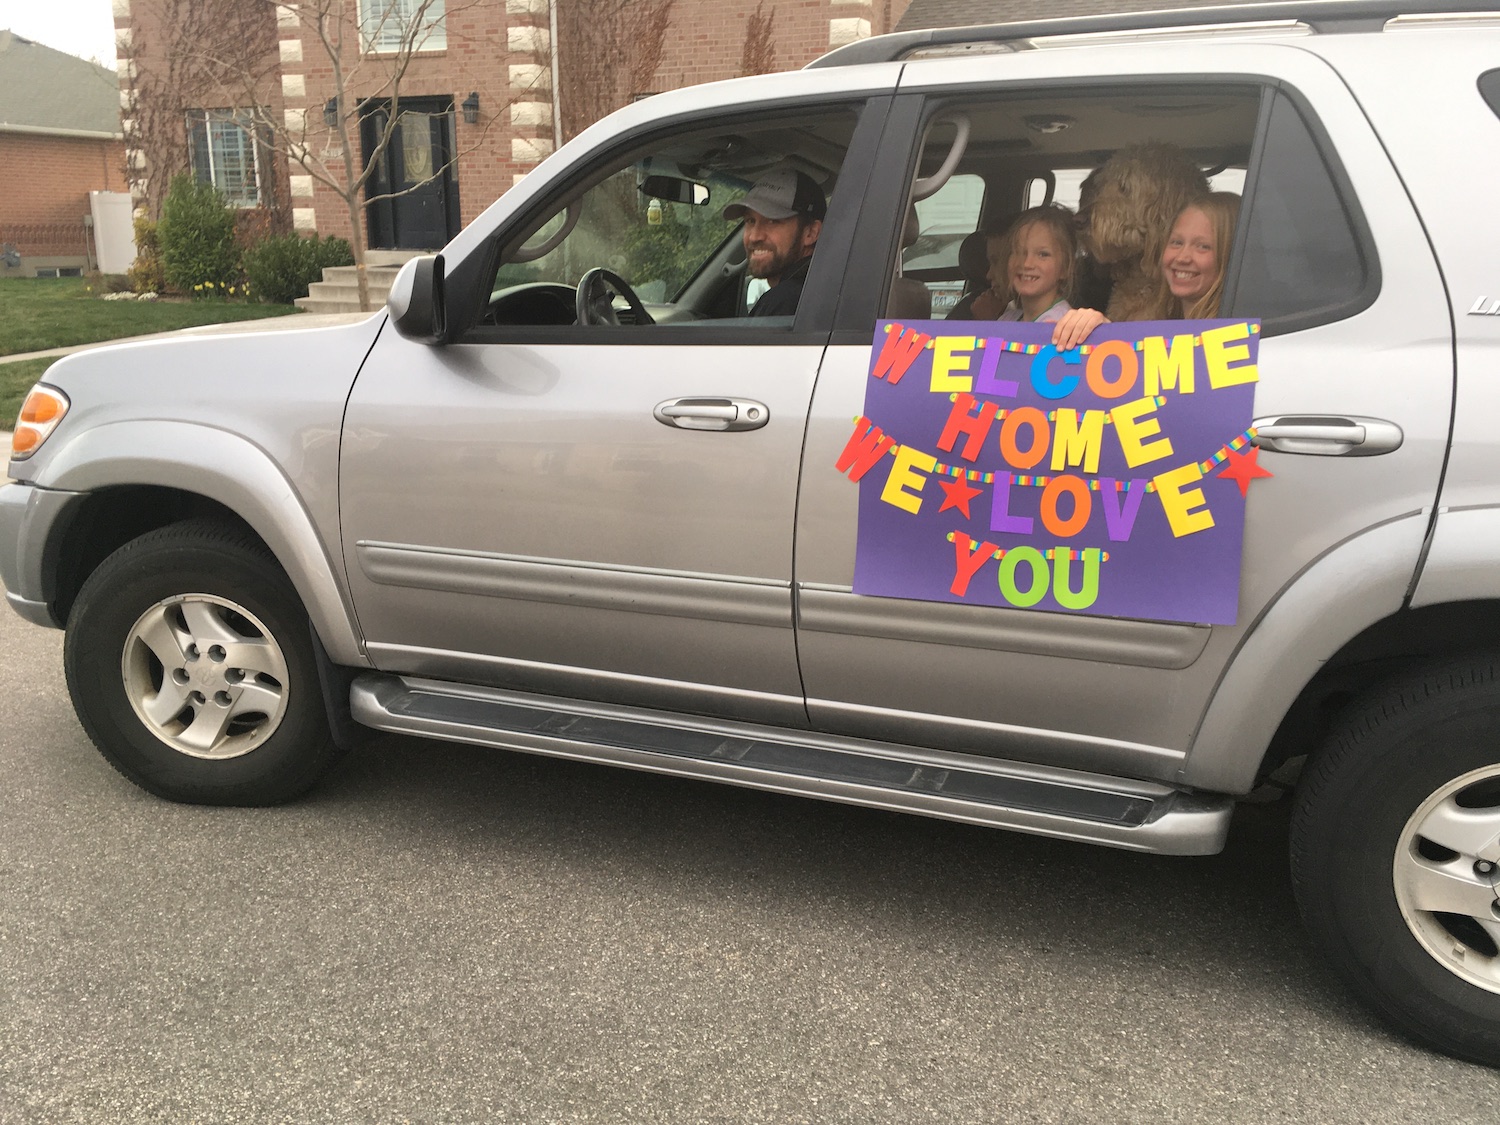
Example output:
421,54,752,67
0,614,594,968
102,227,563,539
462,92,480,125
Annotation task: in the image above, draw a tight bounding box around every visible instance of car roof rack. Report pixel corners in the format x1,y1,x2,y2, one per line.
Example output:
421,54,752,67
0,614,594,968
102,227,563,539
806,0,1500,68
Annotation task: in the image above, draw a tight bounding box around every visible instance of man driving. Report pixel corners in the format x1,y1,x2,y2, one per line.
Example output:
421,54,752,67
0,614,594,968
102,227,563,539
723,167,826,318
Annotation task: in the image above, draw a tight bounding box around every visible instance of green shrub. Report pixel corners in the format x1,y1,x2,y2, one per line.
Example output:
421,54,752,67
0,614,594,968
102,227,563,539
82,270,130,296
158,173,240,296
127,216,165,295
241,233,355,305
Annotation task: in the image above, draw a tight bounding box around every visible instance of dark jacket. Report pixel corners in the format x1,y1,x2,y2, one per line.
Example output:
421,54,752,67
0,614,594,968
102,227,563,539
748,255,813,318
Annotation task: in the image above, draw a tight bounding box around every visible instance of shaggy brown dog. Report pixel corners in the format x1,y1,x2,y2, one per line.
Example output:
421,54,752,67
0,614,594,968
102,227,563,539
1080,143,1209,321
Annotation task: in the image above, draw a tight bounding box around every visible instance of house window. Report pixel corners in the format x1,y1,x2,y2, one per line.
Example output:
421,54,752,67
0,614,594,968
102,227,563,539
360,0,447,53
186,110,260,207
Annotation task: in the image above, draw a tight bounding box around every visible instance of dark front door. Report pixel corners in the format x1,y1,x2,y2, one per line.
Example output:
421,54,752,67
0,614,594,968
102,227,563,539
362,98,460,250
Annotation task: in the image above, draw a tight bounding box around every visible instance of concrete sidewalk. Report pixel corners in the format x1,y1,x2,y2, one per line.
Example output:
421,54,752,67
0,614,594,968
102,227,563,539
0,310,377,366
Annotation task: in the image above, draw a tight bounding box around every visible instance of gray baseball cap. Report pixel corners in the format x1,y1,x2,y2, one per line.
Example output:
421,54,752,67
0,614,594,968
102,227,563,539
722,167,827,223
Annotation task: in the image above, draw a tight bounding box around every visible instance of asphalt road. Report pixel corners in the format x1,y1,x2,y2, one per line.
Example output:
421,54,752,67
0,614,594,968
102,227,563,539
2,598,1499,1123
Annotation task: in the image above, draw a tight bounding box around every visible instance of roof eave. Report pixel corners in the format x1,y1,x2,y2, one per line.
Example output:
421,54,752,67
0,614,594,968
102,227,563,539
0,121,123,141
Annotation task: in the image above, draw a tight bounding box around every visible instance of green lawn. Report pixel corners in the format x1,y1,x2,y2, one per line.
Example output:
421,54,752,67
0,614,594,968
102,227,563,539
1,357,55,431
0,277,299,358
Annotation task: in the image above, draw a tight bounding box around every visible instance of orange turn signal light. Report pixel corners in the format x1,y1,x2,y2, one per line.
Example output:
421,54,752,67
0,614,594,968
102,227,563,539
9,385,69,462
19,392,62,426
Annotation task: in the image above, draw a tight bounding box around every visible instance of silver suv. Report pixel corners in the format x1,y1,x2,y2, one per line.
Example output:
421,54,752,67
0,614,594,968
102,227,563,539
4,0,1500,1066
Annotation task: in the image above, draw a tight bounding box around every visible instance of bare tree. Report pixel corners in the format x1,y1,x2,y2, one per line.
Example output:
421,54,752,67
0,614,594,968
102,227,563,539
126,0,512,311
555,0,674,143
123,0,285,224
741,3,776,77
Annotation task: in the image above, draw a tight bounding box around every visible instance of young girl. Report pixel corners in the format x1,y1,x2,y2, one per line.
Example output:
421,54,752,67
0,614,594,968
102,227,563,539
1156,191,1240,319
1050,191,1240,350
989,205,1078,323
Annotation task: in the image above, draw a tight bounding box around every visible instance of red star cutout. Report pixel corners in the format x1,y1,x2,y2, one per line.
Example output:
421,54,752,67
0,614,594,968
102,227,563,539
937,476,985,519
1216,446,1273,498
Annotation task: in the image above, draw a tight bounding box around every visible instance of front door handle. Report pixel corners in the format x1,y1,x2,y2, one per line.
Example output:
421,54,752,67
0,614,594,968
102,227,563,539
1251,415,1403,457
653,397,770,432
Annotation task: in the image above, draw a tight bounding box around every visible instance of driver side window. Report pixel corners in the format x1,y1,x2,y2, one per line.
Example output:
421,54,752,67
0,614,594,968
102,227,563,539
483,108,859,330
494,165,742,306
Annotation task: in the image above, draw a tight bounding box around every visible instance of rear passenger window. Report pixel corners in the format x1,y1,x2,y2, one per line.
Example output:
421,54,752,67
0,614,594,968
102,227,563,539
1229,90,1376,332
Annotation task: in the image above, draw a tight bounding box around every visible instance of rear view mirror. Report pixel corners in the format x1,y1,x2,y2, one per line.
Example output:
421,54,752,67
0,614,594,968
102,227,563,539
640,175,709,206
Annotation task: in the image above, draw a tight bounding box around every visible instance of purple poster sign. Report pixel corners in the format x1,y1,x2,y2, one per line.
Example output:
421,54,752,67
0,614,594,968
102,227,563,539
841,319,1265,626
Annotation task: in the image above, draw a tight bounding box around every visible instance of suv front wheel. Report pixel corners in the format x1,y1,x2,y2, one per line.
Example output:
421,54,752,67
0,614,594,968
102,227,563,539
63,519,342,805
1291,659,1500,1066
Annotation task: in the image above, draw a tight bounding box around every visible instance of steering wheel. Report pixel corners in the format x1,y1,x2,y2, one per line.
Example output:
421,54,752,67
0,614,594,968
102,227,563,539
575,268,656,326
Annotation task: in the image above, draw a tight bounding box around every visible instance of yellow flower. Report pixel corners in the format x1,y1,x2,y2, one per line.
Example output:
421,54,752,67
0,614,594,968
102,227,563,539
194,284,203,291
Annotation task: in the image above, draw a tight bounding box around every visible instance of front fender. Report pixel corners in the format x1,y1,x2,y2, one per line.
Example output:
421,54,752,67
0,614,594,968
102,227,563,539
1183,514,1427,793
35,420,367,666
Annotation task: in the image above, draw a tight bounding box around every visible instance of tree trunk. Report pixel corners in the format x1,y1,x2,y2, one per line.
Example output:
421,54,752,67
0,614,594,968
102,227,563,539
339,123,372,312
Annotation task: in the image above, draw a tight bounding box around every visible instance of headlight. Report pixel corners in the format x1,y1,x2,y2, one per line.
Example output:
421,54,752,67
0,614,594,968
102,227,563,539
9,385,70,461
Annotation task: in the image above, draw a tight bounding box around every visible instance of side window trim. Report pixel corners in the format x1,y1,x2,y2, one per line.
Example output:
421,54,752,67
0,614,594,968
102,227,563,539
831,93,931,341
1225,79,1382,337
1215,84,1276,320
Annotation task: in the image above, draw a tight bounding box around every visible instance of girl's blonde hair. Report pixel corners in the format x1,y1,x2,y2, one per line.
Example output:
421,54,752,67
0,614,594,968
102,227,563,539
995,204,1078,310
1154,192,1240,319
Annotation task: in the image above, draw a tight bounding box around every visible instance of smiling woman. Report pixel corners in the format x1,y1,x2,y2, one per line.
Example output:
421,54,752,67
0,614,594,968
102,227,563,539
1158,191,1241,320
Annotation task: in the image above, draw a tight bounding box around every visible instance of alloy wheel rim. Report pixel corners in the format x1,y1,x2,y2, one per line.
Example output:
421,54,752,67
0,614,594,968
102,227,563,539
1393,764,1500,994
120,594,289,760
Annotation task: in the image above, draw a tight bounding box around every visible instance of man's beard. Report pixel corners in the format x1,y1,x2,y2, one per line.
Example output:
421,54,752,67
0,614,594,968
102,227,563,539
747,241,803,280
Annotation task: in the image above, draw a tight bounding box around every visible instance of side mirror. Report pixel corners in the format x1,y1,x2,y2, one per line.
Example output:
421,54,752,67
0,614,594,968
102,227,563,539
640,175,709,206
386,254,446,343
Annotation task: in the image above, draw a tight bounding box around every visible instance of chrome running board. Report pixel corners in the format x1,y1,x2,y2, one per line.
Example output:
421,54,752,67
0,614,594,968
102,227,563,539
350,674,1233,855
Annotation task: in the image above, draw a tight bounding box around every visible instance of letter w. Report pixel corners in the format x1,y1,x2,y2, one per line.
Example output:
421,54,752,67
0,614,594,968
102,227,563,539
871,324,933,385
835,417,896,481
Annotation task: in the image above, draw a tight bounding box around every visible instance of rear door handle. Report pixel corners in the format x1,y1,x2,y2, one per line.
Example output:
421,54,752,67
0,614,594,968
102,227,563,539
653,398,770,432
1251,415,1403,457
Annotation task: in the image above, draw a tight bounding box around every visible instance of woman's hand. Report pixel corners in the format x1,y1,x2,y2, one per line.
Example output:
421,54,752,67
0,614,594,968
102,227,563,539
1052,307,1109,352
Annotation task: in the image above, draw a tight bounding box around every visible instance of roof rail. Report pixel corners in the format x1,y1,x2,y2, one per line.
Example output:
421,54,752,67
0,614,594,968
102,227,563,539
806,0,1500,68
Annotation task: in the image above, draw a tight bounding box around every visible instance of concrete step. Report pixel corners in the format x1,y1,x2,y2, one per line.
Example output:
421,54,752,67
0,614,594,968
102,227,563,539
295,295,379,314
318,265,403,285
364,249,428,267
293,263,400,313
301,281,393,301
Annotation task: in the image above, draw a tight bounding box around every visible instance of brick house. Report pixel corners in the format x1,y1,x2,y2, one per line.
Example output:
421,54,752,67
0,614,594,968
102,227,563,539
114,0,914,272
0,30,128,277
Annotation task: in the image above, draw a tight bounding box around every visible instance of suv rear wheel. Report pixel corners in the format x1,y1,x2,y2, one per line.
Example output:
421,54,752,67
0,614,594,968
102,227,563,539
1291,658,1500,1066
63,519,342,805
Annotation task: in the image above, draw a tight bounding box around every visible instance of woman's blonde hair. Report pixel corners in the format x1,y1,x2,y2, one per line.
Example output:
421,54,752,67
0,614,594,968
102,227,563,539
1154,192,1240,319
996,204,1078,309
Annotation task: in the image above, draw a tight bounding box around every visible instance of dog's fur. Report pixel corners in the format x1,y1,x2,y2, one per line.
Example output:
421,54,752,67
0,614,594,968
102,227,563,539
1081,143,1209,321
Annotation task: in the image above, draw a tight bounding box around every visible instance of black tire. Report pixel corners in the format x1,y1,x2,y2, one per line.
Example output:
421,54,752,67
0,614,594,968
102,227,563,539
1291,657,1500,1066
63,519,342,806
